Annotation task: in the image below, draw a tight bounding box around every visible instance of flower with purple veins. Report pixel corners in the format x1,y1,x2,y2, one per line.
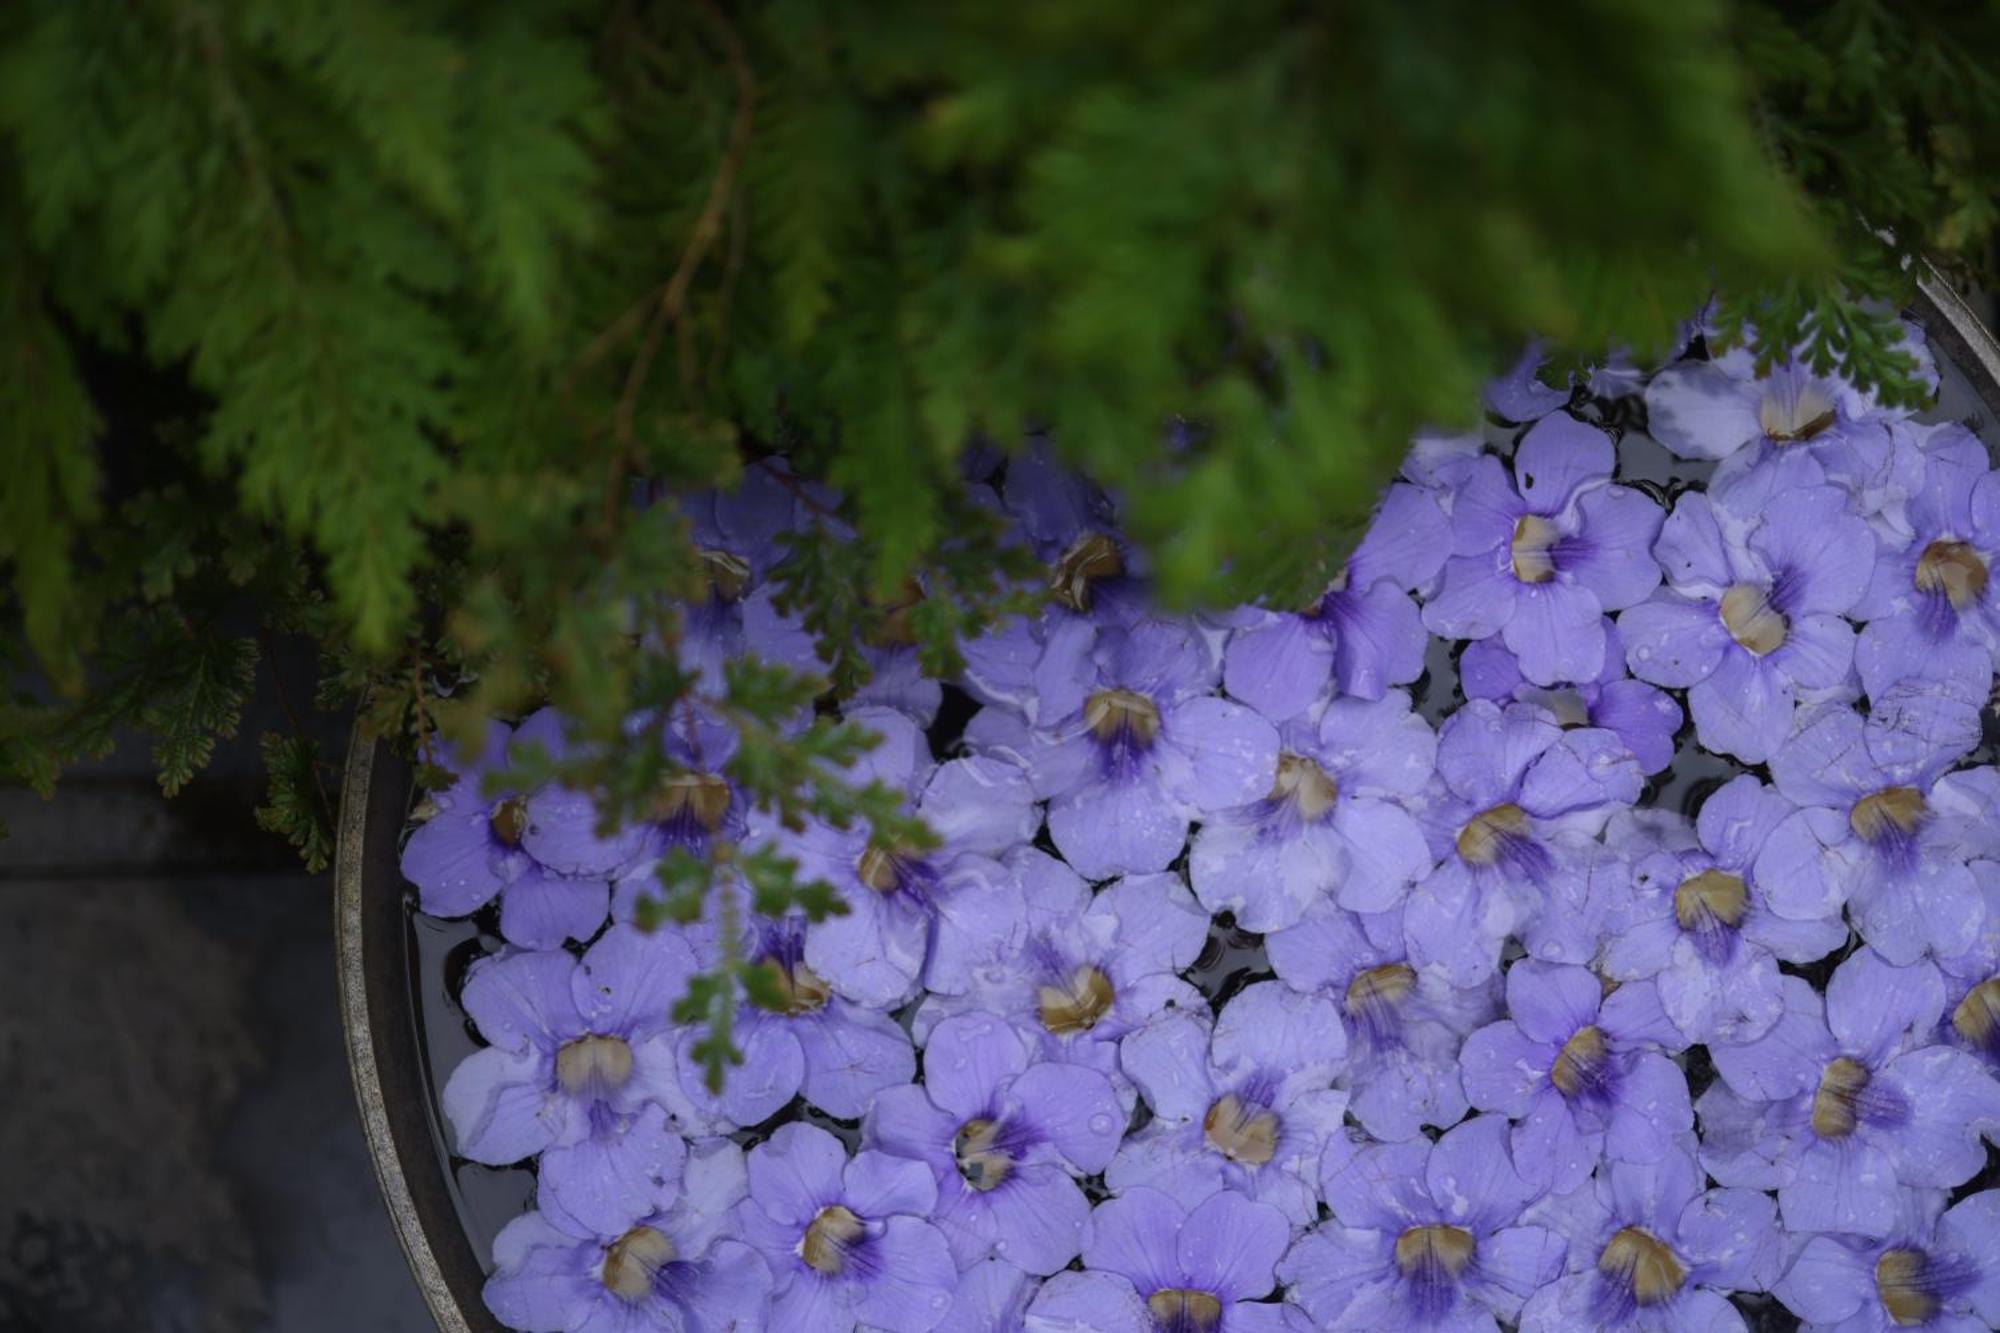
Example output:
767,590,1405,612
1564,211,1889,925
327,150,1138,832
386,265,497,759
1697,949,2000,1237
968,618,1279,880
442,925,696,1170
1422,412,1663,686
1111,981,1348,1225
1459,960,1693,1194
1403,699,1641,985
864,1012,1124,1275
734,1122,959,1332
1517,1144,1784,1333
1025,1187,1309,1333
916,861,1206,1101
662,913,915,1131
1938,858,2000,1069
1189,691,1436,931
1851,420,2000,702
1265,900,1495,1140
1602,775,1846,1045
1282,1114,1566,1330
1774,1189,2000,1333
401,710,613,950
780,706,1036,1008
1004,438,1147,626
1757,692,1986,964
674,463,822,691
483,1137,771,1333
1623,484,1873,763
1220,482,1448,716
1461,616,1682,774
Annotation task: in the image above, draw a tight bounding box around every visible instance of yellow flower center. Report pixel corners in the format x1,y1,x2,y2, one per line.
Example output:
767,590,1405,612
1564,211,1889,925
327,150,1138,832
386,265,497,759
1719,583,1787,655
556,1034,635,1097
698,547,752,601
1037,965,1115,1034
601,1225,675,1300
1084,688,1161,744
1457,803,1529,867
1395,1224,1475,1281
1849,787,1927,843
1509,514,1559,584
1203,1093,1280,1166
953,1118,1012,1191
1050,531,1125,612
799,1204,865,1275
1811,1056,1871,1139
490,795,529,847
1550,1025,1608,1097
655,772,730,832
1599,1227,1686,1306
1915,539,1988,611
1759,382,1838,442
1345,963,1417,1018
1145,1289,1223,1331
1952,976,2000,1049
1674,869,1748,931
1875,1248,1936,1327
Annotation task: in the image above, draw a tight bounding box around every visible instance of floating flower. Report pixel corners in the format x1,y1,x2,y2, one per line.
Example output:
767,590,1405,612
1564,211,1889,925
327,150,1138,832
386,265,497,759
864,1012,1123,1274
1220,483,1448,716
1773,1189,2000,1333
1699,950,2000,1237
1758,693,1986,963
1517,1145,1784,1332
1283,1114,1565,1330
401,710,613,949
734,1122,959,1331
1112,981,1348,1225
1265,901,1493,1140
1602,776,1846,1044
675,464,822,690
939,1258,1038,1333
1460,616,1682,774
1459,960,1693,1193
1026,1187,1308,1333
1423,412,1663,686
483,1137,770,1331
969,618,1278,879
1189,691,1435,931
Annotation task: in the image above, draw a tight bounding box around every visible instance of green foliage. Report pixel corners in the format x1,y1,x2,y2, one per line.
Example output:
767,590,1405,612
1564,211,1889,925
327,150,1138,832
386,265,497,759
2,0,1997,1071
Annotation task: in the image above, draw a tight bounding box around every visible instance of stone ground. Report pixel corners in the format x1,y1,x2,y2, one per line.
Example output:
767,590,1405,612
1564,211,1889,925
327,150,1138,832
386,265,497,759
0,638,433,1333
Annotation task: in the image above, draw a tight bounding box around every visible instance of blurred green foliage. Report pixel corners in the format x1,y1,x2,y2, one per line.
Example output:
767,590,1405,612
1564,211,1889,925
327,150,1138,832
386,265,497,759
1,0,1996,1074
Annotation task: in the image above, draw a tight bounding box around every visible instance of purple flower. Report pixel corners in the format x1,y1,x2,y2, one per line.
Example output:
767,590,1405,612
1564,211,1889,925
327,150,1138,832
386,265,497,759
1485,339,1645,423
1461,616,1682,774
1026,1188,1307,1333
1938,857,2000,1069
1423,413,1663,685
917,859,1207,1098
1403,699,1641,985
1517,1144,1784,1332
400,710,613,949
969,618,1278,879
1282,1115,1565,1330
1003,439,1148,627
1758,694,1985,964
938,1258,1038,1333
734,1122,958,1331
442,926,695,1168
1602,776,1845,1044
1266,901,1495,1140
1774,1190,2000,1333
675,465,821,690
864,1012,1123,1275
1112,981,1348,1225
1189,691,1436,931
1699,949,2000,1237
483,1137,771,1333
783,706,1036,1007
1853,421,2000,701
1619,485,1872,762
664,914,915,1130
1220,483,1448,716
1459,961,1693,1194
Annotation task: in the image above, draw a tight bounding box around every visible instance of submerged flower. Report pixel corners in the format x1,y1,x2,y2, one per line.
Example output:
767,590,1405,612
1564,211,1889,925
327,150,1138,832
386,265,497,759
1404,699,1641,985
1189,691,1435,931
1459,961,1693,1193
865,1013,1124,1275
1773,1190,2000,1332
1758,694,1985,963
1221,483,1448,716
917,859,1207,1096
1266,901,1494,1140
970,618,1278,879
483,1137,771,1333
1112,982,1348,1224
1602,776,1846,1045
1460,617,1681,774
1025,1188,1306,1333
442,926,695,1169
734,1122,958,1331
1700,950,2000,1237
401,710,613,949
1284,1113,1565,1330
1621,485,1873,762
1423,412,1663,685
786,706,1037,1007
1518,1145,1784,1332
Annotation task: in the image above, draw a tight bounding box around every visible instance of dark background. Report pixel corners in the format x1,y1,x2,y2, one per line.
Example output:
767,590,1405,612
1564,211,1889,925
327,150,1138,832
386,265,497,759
0,639,432,1333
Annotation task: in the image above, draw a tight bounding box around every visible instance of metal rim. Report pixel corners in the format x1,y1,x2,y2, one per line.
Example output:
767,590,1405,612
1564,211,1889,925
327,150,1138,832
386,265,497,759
335,279,2000,1329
